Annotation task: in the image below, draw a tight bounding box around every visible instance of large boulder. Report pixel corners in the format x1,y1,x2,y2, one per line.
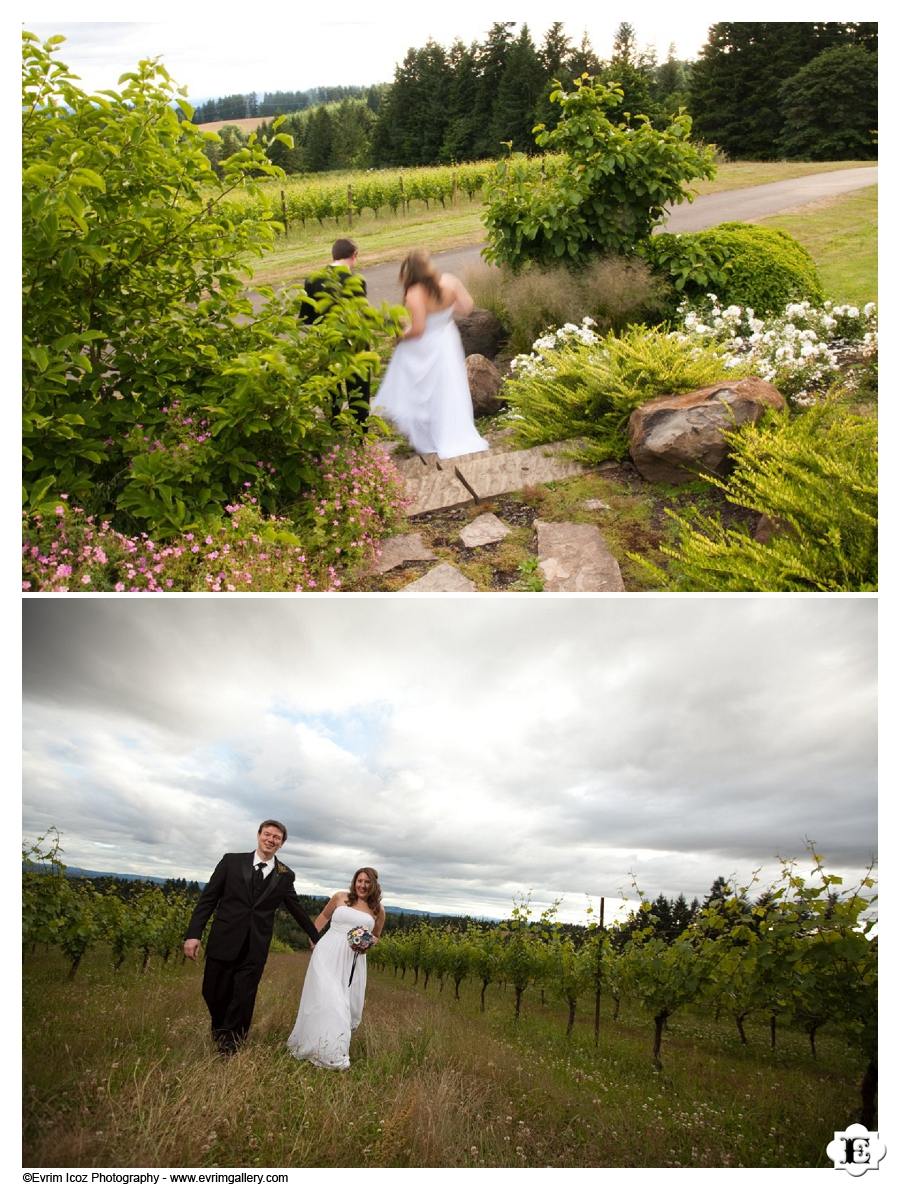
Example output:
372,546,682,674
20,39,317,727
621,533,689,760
466,354,506,417
628,377,786,485
455,308,507,359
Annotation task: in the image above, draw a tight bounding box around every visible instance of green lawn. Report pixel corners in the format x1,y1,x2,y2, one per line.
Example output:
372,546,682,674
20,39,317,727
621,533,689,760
249,160,875,290
758,185,877,306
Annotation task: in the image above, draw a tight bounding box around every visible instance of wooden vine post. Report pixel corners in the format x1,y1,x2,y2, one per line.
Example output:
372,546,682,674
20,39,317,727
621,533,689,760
593,896,605,1046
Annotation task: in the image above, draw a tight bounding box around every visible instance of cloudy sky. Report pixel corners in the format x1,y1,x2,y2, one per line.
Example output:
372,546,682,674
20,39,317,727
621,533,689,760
21,3,828,101
22,597,876,924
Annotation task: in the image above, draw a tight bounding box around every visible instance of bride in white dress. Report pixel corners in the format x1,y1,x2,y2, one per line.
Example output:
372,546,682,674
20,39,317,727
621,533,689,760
287,867,385,1069
372,249,489,460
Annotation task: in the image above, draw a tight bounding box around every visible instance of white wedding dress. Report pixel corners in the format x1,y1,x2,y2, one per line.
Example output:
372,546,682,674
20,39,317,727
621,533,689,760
286,905,373,1069
372,305,489,459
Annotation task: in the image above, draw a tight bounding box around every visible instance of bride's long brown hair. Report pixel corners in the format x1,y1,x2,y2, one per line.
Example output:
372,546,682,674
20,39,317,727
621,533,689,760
348,866,383,916
399,249,442,301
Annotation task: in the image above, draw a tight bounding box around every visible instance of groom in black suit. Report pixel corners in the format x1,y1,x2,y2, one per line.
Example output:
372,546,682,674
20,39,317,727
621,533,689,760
301,237,372,428
183,820,319,1055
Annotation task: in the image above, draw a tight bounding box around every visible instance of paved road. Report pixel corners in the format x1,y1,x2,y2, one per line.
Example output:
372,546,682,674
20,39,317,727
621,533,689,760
359,166,876,306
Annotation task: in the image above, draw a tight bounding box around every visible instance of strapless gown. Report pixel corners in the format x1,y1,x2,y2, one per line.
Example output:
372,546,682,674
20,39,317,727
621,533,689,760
286,905,373,1069
372,305,489,459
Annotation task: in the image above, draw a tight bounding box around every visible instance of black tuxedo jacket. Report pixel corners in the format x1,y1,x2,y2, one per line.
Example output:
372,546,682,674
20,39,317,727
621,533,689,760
300,264,367,324
184,852,319,964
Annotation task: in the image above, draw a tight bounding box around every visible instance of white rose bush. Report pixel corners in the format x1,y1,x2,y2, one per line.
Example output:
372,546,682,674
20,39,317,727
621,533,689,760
670,296,878,404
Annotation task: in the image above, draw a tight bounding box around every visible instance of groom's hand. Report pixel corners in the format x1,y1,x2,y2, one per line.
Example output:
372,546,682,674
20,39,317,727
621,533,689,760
183,938,201,960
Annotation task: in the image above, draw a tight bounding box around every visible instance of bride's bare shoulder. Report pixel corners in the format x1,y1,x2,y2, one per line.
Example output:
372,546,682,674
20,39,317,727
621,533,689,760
437,273,461,302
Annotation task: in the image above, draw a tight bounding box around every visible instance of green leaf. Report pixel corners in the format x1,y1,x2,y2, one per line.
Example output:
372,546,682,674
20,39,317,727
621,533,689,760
71,167,106,192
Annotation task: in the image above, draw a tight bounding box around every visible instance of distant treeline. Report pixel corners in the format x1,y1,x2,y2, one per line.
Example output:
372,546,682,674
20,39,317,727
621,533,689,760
58,871,480,952
202,20,693,175
190,83,385,124
197,20,877,178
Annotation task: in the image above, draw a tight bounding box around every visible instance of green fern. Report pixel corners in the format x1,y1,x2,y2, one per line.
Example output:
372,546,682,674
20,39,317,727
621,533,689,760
636,399,877,591
505,327,754,461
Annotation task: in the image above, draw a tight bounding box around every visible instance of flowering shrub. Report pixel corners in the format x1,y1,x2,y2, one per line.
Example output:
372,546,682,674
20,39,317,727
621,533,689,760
503,323,752,461
508,317,601,378
22,441,406,592
671,296,878,403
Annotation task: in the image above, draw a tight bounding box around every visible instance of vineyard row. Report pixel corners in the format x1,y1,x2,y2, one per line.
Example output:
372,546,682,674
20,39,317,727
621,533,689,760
222,154,565,229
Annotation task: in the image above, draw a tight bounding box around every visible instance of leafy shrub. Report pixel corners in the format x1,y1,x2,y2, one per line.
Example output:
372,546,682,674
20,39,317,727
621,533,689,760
22,32,403,537
637,398,877,591
642,223,824,315
466,256,671,355
22,441,406,592
483,75,716,270
503,326,753,461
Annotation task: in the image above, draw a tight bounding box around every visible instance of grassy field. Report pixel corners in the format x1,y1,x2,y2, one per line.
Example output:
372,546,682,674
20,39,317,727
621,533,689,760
254,197,486,285
248,160,875,287
759,185,877,306
23,946,866,1168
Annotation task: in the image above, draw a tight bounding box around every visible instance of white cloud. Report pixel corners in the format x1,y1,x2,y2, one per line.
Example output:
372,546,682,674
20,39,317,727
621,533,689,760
24,7,722,98
22,597,877,921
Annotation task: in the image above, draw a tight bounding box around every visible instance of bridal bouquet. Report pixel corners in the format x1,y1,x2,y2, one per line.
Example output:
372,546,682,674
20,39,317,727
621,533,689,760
347,926,375,986
347,926,375,952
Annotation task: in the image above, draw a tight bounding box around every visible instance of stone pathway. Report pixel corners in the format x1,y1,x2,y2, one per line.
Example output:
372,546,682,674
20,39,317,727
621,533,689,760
535,521,625,592
459,513,510,548
401,562,478,592
371,532,435,575
393,440,589,517
372,438,629,592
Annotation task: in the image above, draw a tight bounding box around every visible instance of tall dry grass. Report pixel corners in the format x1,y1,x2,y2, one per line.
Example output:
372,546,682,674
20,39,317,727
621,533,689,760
464,256,672,355
24,946,865,1168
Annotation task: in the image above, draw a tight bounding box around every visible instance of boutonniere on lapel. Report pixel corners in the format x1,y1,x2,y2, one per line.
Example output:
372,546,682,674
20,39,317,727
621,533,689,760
275,861,288,875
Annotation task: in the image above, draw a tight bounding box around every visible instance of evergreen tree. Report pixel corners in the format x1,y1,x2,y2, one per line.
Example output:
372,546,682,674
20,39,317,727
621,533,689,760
370,48,421,165
612,21,638,63
535,21,574,130
415,40,453,165
566,31,601,78
602,21,659,125
440,40,480,161
473,21,516,158
671,892,695,937
651,893,674,939
331,100,374,170
777,44,877,160
491,24,544,152
217,124,245,162
703,876,732,907
689,22,874,158
304,105,334,171
653,44,691,119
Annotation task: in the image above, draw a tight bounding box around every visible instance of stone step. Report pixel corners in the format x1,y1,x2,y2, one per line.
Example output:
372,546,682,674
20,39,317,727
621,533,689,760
372,532,436,575
455,443,588,501
404,468,476,516
459,513,510,548
398,440,590,516
401,562,478,592
535,521,625,592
